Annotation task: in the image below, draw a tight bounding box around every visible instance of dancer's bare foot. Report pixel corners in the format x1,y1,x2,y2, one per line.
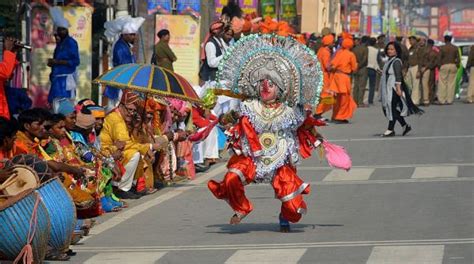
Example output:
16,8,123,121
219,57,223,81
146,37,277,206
229,214,242,225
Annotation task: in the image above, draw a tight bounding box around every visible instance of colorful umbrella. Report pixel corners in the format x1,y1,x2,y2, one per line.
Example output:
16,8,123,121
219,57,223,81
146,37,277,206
93,63,201,103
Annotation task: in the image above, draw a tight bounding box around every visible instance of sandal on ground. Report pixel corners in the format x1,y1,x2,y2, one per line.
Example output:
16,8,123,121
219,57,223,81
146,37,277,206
146,188,158,194
100,196,122,213
71,231,83,245
45,252,70,261
101,196,122,213
110,194,128,208
66,249,77,256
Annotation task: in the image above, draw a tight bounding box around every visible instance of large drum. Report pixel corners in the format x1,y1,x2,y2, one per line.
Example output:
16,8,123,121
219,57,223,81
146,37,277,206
0,165,40,196
35,177,77,252
0,189,50,262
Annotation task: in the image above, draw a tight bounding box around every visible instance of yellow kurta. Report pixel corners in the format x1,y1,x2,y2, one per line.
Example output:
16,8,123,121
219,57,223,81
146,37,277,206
100,110,150,165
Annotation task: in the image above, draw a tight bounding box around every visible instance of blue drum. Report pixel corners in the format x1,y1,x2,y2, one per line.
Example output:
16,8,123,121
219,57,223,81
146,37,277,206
0,189,50,262
35,177,77,252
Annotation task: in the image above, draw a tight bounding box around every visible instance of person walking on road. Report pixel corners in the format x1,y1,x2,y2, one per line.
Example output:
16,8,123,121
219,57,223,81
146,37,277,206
380,42,423,137
367,38,379,105
436,31,460,105
329,36,358,124
315,34,335,117
352,36,369,107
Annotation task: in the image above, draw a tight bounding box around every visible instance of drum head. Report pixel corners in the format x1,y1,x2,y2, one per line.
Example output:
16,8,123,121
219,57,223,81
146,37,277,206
2,166,40,196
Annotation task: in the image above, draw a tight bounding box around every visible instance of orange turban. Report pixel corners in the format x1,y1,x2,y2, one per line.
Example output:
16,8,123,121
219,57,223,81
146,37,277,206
341,31,353,40
342,38,354,49
145,98,166,112
322,34,334,46
295,34,306,44
242,19,252,33
276,21,293,37
210,21,224,34
260,16,278,34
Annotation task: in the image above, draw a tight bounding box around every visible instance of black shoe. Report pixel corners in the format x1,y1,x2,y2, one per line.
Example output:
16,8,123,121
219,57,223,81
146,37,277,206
195,163,210,173
402,125,412,136
279,213,290,233
381,131,395,137
66,249,77,256
115,190,141,199
332,119,349,124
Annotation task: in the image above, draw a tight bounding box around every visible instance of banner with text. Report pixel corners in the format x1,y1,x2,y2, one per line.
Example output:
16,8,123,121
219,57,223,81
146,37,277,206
155,15,201,85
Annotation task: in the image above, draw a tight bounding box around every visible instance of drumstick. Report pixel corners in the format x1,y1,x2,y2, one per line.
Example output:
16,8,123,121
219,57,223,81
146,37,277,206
0,175,19,191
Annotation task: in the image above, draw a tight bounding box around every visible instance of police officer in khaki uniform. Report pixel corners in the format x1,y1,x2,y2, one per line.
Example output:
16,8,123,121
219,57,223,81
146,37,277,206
396,36,409,72
352,36,369,106
417,38,437,106
436,31,460,104
405,36,421,105
466,45,474,104
426,39,439,103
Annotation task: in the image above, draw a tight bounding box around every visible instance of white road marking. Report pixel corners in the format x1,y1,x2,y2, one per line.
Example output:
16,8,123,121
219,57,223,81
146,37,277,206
323,168,374,181
84,252,166,264
331,134,474,142
72,238,474,252
366,245,444,264
225,249,307,264
193,163,227,184
299,162,474,171
411,166,458,179
80,164,227,242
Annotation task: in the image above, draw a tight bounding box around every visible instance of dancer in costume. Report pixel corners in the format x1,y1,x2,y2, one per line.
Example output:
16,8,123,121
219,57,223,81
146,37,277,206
207,34,327,232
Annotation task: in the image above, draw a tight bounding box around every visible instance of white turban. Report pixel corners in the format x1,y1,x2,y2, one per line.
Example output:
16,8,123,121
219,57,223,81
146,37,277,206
104,16,145,39
443,30,453,37
49,6,70,28
122,17,145,34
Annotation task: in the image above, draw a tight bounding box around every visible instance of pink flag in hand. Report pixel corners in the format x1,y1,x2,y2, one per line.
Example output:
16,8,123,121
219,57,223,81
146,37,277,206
322,141,352,171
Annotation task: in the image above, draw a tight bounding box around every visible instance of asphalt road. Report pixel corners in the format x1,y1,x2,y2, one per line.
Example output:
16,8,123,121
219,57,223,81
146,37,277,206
67,101,474,264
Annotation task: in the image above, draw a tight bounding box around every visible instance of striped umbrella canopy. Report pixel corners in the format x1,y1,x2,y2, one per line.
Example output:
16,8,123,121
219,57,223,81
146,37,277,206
93,63,201,103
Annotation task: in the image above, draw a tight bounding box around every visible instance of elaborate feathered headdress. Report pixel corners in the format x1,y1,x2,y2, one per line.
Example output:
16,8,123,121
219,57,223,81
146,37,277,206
217,34,323,107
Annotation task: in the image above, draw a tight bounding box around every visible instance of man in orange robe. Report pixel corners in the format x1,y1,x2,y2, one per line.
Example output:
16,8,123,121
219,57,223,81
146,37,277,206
315,34,335,116
330,38,358,123
0,37,17,120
